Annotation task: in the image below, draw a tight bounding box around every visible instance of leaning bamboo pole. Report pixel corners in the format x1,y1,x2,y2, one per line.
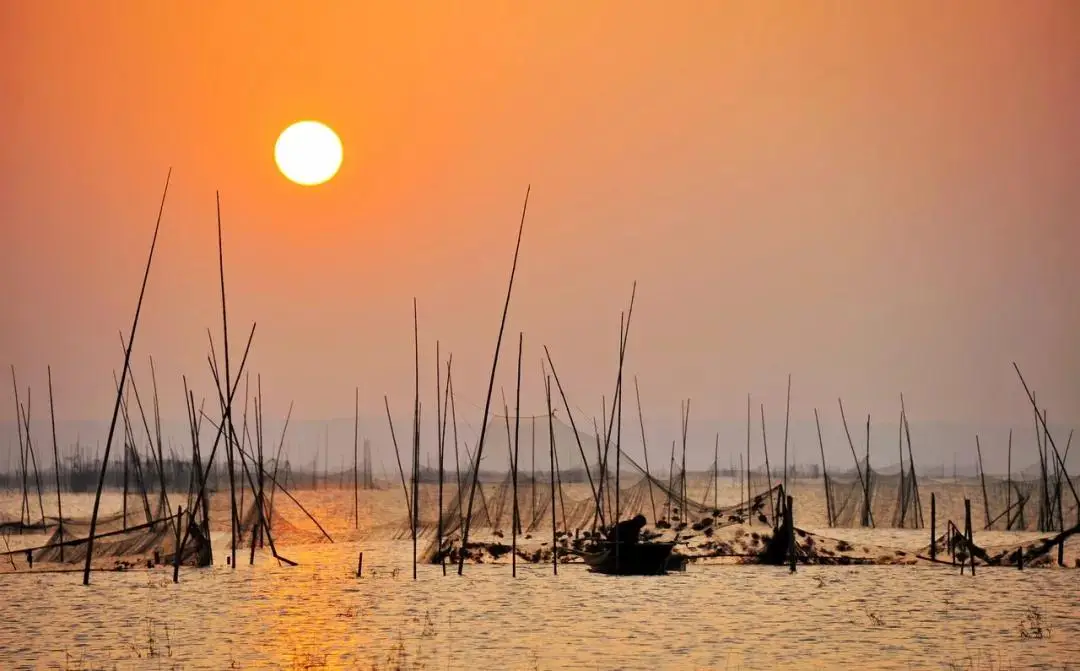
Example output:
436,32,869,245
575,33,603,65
116,345,167,526
546,373,558,575
384,397,413,532
83,168,170,586
838,398,872,527
47,367,64,559
1014,364,1080,517
512,333,523,578
897,409,906,528
782,374,791,493
900,394,923,528
10,366,30,528
633,377,657,523
354,388,359,530
746,394,752,525
976,435,991,529
411,299,421,580
448,362,464,535
148,356,171,527
814,408,833,526
863,414,873,528
760,404,774,522
18,396,47,527
266,401,295,532
436,347,449,574
543,347,601,514
458,186,530,576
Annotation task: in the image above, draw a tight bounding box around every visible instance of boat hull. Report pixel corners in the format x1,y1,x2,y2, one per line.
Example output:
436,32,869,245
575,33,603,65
580,542,676,575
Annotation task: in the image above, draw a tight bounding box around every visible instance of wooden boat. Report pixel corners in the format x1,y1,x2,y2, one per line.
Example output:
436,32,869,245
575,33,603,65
579,541,677,575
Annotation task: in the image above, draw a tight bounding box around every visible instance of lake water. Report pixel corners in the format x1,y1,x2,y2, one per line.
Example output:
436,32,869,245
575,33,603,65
1,485,1077,670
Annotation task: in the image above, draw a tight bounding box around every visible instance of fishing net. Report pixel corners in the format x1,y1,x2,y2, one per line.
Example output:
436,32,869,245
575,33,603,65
236,499,328,547
1,511,209,570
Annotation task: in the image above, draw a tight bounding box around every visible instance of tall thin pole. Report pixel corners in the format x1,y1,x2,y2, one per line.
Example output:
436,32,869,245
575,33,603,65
814,408,832,527
976,435,990,529
863,414,872,528
83,168,170,585
458,186,530,576
48,367,64,559
411,298,420,580
354,387,359,530
438,355,451,574
216,191,239,570
11,367,28,528
746,394,752,525
512,333,523,577
760,404,774,522
782,374,791,493
1006,429,1013,530
546,374,558,575
21,394,47,528
633,377,657,523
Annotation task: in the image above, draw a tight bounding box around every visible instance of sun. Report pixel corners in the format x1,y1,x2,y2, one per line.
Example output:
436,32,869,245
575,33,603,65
274,121,343,186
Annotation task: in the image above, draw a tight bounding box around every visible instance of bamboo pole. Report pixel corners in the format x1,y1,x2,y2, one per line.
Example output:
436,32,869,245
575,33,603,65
614,324,625,573
898,409,906,528
448,362,464,535
458,186,530,576
782,374,791,493
760,404,774,523
83,168,170,586
976,435,991,529
665,440,676,522
1014,364,1080,514
211,191,241,570
900,395,923,527
19,396,47,527
542,347,601,514
838,398,870,526
353,388,359,530
814,408,832,527
547,373,558,575
266,401,295,533
746,394,752,525
512,333,523,577
681,400,689,519
119,348,169,526
148,356,171,527
435,342,444,559
411,299,420,580
10,367,29,529
863,414,872,528
1006,429,1013,530
437,347,449,574
204,356,286,564
531,418,536,529
115,372,153,525
47,367,64,559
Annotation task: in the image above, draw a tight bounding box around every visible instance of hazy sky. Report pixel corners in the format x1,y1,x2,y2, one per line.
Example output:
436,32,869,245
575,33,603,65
2,1,1077,470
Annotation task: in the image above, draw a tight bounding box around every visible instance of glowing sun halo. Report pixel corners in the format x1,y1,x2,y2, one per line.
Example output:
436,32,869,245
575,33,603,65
274,121,343,186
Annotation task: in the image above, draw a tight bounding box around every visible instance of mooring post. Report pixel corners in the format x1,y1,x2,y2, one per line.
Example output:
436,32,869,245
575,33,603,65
357,551,364,577
930,493,937,561
1058,539,1064,567
787,495,796,573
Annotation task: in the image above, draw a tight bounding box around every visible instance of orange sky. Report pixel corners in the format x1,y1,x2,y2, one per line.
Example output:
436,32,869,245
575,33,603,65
2,1,1078,468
